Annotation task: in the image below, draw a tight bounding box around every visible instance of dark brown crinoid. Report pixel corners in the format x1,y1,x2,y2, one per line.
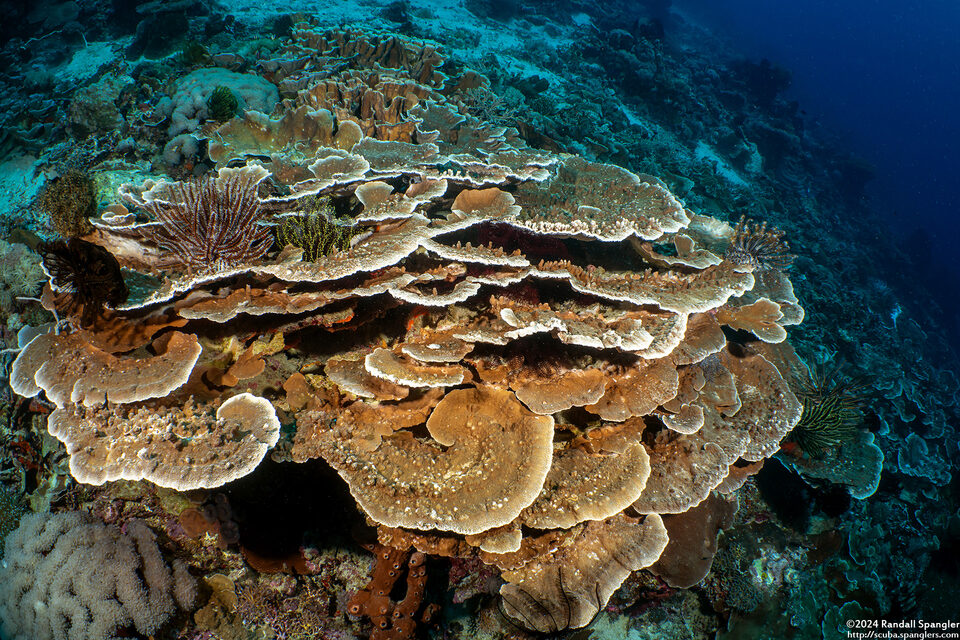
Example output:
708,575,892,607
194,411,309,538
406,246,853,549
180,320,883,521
33,169,98,238
788,366,865,457
725,215,795,271
38,238,129,326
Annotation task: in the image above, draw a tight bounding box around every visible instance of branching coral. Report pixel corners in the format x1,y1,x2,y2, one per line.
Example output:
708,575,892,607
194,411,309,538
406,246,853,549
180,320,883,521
725,214,795,271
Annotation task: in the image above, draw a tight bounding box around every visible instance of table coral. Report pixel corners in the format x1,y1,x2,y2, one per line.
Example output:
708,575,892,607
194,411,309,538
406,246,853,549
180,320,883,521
161,68,279,137
6,25,816,634
125,165,274,270
319,385,554,534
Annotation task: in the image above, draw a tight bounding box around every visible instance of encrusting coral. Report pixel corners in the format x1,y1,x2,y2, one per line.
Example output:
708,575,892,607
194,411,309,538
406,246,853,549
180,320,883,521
7,24,814,635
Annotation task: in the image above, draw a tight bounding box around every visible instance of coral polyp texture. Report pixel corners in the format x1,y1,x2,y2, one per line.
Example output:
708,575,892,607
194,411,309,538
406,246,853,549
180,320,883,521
6,24,817,635
0,511,196,640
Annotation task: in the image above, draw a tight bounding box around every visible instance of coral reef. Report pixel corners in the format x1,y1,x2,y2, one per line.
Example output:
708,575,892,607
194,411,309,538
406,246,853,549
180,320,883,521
6,24,809,634
0,2,957,638
160,68,279,137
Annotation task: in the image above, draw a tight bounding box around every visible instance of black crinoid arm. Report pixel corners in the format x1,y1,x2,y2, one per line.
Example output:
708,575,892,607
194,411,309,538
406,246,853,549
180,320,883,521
38,238,129,326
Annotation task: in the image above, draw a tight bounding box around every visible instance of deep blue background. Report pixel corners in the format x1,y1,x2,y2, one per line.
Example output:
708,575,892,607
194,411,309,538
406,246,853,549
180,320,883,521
675,0,960,307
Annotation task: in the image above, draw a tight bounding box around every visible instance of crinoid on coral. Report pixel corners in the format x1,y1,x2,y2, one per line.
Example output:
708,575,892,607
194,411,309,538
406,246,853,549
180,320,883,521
788,365,865,457
37,237,128,326
276,198,357,261
33,168,98,238
207,85,239,121
125,164,273,271
725,214,795,271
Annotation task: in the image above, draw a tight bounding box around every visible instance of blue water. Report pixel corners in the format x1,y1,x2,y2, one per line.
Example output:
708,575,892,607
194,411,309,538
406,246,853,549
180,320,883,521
677,0,960,328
